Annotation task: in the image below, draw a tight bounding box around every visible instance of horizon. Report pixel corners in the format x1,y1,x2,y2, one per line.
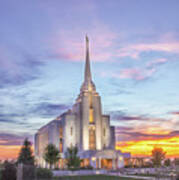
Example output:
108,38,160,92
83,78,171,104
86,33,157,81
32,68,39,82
0,0,179,160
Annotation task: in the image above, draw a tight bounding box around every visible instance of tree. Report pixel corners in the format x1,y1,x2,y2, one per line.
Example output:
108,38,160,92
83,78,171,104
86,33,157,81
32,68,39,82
43,144,60,169
17,138,34,165
65,146,81,169
151,147,166,167
164,158,171,167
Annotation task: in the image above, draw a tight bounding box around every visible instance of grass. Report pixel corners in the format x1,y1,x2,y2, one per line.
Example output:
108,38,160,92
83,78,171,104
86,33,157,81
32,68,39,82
0,170,1,180
53,175,144,180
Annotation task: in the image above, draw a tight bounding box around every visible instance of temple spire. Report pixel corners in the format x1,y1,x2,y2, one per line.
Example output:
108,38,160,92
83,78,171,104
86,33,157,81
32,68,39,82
85,35,92,82
79,35,96,93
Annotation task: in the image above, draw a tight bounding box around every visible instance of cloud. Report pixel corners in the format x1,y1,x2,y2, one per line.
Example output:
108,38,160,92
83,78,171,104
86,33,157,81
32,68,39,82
111,111,164,122
101,67,156,81
170,111,179,115
116,129,179,142
32,103,70,117
48,24,117,62
0,133,32,146
0,47,45,88
115,126,134,131
102,56,169,81
114,110,179,157
0,119,14,123
117,56,169,81
117,42,179,59
0,113,24,124
119,67,156,81
146,58,168,68
49,30,179,62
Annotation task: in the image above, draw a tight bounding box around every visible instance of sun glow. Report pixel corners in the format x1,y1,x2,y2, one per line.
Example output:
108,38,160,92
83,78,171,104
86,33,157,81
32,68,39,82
116,136,179,158
0,145,21,160
0,145,34,160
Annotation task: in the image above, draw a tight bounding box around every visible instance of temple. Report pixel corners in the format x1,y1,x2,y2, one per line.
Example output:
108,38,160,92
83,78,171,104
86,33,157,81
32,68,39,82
35,36,130,169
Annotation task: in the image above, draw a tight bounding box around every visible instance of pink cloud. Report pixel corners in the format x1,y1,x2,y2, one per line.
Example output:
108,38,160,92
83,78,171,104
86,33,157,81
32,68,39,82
48,28,179,63
117,42,179,59
171,111,179,115
119,67,156,80
49,24,117,62
101,66,156,81
147,58,168,68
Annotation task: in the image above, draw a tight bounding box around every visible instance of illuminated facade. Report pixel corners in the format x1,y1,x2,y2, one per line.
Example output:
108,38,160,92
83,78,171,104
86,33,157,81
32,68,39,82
35,36,130,169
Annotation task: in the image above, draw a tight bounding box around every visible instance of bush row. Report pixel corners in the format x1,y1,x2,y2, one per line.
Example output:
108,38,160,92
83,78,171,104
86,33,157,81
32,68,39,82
1,162,53,180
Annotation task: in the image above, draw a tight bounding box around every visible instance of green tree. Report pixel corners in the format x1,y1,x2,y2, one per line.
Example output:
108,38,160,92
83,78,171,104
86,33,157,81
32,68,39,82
65,146,81,169
151,147,166,167
43,144,60,169
164,158,171,167
17,138,34,165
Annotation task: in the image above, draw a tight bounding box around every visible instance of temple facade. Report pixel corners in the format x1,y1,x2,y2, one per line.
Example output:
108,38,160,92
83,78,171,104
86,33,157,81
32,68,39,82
35,36,130,169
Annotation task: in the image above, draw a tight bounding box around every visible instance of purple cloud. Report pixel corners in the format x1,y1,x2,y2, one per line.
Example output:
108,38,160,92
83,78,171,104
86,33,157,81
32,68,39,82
32,103,70,117
111,111,164,122
0,133,32,146
116,130,179,142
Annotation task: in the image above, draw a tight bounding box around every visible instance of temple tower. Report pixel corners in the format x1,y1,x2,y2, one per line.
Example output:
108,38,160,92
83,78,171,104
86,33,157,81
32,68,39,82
76,36,103,151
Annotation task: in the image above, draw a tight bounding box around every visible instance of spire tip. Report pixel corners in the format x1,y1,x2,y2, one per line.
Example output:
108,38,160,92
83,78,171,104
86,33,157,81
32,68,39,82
86,34,89,42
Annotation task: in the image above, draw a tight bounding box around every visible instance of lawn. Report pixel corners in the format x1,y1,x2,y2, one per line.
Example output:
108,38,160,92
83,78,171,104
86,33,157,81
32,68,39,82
54,175,144,180
0,169,1,180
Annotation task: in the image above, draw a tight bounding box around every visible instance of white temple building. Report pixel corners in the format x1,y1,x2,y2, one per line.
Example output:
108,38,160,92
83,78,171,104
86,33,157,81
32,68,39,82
35,36,130,169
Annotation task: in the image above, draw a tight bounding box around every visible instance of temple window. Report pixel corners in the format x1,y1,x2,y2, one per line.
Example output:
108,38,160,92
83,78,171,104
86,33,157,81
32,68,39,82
89,108,94,123
71,127,73,136
59,127,63,152
89,126,96,150
59,140,63,153
59,127,63,138
104,128,106,136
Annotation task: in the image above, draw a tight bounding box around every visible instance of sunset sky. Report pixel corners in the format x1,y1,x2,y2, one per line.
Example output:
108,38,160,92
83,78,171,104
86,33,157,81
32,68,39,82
0,0,179,159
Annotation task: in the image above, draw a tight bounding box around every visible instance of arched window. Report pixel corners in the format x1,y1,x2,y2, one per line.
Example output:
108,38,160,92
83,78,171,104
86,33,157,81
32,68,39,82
59,127,63,152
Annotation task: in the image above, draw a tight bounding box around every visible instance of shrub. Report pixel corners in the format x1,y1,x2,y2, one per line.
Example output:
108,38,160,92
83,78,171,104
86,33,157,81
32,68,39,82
23,165,35,180
124,165,132,168
80,165,93,170
36,168,53,179
1,162,16,180
85,165,93,170
176,174,179,180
